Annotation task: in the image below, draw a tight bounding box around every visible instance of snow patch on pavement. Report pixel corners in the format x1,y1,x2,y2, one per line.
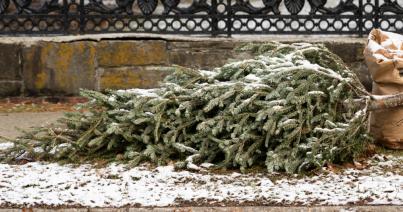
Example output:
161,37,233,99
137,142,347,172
0,155,401,207
0,142,14,150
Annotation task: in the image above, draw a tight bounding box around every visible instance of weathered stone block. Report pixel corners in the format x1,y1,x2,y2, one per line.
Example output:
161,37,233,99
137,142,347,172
324,42,365,63
168,41,236,50
169,50,235,69
0,43,21,80
98,66,174,90
0,81,22,97
22,42,97,95
96,41,168,67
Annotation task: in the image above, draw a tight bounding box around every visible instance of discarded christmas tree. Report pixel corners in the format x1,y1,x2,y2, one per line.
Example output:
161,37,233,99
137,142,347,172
3,42,402,173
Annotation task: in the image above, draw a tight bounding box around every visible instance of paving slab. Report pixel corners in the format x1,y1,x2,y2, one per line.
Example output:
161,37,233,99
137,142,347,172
0,112,64,139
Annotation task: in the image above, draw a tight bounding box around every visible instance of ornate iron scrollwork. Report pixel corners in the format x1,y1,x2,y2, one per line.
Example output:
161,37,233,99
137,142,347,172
116,0,136,14
232,0,282,15
138,0,158,15
0,0,63,14
84,0,212,15
262,0,282,14
0,0,401,35
0,0,9,14
161,0,180,14
169,0,210,15
380,0,403,14
13,0,31,13
85,0,134,14
0,0,33,14
309,0,358,15
231,0,359,15
285,0,305,15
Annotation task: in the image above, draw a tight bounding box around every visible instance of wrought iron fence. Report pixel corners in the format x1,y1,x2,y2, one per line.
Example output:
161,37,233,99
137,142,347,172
0,0,402,36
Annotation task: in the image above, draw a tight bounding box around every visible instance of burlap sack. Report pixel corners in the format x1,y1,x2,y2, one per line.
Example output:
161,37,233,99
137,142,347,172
364,29,403,149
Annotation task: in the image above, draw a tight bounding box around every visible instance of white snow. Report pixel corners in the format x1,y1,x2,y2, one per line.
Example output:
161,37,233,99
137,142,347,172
0,142,14,150
245,74,262,83
48,143,72,155
272,105,284,111
199,70,218,78
108,95,116,102
0,154,401,207
307,91,325,96
244,82,270,90
116,89,160,98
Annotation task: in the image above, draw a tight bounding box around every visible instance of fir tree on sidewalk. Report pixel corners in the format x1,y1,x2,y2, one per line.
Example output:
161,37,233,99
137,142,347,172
4,42,397,174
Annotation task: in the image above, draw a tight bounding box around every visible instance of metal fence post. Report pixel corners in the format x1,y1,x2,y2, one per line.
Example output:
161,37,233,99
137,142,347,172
211,0,218,36
358,0,363,37
227,0,232,37
63,0,69,34
374,0,380,29
79,0,85,34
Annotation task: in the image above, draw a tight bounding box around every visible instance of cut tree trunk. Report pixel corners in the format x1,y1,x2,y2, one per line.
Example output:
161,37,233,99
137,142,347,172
345,93,403,111
369,93,403,111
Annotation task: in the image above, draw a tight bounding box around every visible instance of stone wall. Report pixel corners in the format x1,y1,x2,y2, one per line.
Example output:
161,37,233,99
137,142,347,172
0,36,369,96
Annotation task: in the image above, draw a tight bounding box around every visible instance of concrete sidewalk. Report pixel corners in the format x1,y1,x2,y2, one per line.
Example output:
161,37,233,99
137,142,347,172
0,112,64,139
0,112,401,212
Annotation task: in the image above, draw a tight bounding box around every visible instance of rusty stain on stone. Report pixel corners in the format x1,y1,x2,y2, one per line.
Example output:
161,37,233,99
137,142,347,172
96,41,168,67
99,66,173,90
22,41,97,95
